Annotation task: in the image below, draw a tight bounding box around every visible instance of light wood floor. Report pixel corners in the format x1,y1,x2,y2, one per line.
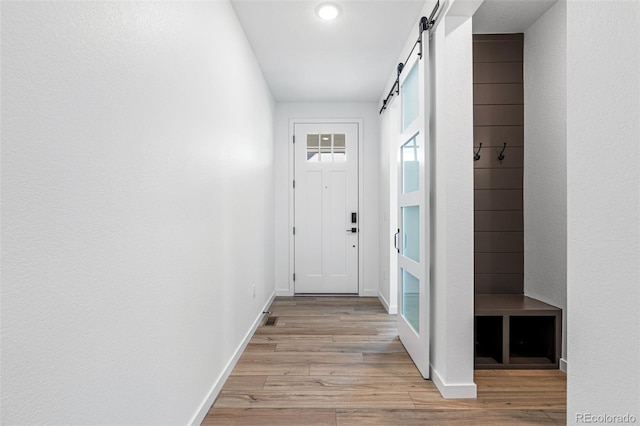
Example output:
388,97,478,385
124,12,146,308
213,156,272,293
203,297,566,425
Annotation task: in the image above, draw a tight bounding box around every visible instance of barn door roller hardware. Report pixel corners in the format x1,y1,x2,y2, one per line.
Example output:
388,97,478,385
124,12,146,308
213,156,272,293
379,1,440,114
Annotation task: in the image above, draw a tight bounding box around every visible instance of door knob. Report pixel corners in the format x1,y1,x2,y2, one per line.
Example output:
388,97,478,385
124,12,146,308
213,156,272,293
346,228,358,233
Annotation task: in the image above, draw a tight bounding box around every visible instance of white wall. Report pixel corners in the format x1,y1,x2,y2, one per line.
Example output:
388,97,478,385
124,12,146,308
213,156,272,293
523,0,567,364
379,99,400,313
566,0,640,423
428,12,477,399
274,103,380,296
1,2,275,424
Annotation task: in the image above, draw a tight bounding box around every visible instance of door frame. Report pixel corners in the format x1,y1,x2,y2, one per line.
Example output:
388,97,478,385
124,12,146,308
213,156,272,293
288,118,365,296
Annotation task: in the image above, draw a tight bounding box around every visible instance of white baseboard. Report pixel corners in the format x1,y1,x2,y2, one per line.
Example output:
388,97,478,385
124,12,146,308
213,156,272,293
560,358,568,373
378,291,397,314
277,289,378,297
189,292,276,426
430,365,477,399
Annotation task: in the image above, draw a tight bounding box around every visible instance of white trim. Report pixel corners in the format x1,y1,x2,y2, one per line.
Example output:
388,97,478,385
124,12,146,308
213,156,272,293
430,365,477,399
189,292,276,426
288,119,295,295
560,358,568,373
378,291,397,314
357,119,364,297
276,289,294,297
288,118,365,296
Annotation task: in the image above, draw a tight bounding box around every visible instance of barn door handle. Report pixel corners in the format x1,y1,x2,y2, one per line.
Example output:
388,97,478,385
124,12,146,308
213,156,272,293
393,229,400,253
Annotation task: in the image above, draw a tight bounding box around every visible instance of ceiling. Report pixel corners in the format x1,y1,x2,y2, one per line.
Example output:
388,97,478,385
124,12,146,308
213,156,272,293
472,0,557,34
231,0,428,102
231,0,558,102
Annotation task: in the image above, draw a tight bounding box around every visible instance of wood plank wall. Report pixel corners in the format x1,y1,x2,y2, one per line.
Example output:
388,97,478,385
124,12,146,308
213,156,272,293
473,34,524,294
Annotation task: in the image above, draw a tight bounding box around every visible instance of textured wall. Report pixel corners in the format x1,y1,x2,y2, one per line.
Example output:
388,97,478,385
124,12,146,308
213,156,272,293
1,2,275,424
567,0,640,422
523,0,567,362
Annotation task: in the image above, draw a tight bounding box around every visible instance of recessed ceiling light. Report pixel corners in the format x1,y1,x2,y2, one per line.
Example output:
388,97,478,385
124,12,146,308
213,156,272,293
316,3,340,21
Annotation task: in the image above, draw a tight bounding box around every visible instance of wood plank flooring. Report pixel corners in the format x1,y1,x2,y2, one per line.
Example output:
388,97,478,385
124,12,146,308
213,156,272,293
203,297,566,425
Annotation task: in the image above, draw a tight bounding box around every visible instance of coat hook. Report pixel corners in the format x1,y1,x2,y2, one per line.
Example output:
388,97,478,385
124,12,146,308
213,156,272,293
474,143,482,161
497,143,507,161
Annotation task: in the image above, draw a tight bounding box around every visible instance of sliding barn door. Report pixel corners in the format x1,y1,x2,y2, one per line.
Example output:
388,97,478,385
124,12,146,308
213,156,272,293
396,39,431,378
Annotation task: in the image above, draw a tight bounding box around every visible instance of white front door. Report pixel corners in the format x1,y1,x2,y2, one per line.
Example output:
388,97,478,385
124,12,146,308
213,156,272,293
396,40,430,378
294,123,359,294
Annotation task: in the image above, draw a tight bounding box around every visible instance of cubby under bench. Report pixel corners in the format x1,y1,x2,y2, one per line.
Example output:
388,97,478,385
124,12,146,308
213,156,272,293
475,294,562,369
